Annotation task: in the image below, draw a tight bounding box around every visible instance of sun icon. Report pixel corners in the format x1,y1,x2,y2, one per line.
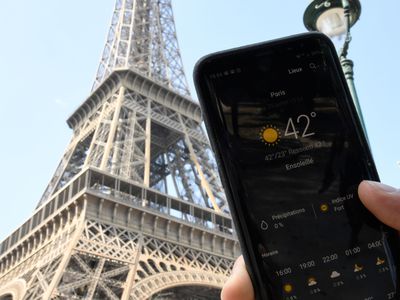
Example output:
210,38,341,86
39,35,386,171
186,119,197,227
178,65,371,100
259,125,280,146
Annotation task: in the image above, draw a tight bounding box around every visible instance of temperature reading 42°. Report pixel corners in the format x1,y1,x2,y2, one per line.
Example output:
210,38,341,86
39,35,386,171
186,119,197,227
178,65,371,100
285,112,317,139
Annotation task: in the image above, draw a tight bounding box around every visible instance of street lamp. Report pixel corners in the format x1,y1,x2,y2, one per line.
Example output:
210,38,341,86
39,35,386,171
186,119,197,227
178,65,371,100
303,0,368,136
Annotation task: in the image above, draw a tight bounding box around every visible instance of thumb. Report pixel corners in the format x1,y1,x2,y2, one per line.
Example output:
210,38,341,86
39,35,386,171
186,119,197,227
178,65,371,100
358,181,400,231
221,256,255,300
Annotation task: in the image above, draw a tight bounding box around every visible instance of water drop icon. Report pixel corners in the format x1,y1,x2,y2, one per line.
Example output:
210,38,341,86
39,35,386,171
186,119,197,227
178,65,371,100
261,220,269,230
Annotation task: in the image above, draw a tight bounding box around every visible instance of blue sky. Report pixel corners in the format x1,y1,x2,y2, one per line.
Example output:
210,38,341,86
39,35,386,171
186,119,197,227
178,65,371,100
0,1,399,241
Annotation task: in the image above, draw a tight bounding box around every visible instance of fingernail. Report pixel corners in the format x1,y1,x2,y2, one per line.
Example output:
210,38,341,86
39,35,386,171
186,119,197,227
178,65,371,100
231,258,242,274
364,181,398,193
231,256,244,275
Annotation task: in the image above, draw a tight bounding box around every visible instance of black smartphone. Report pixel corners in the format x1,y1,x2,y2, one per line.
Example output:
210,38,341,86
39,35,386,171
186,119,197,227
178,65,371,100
194,33,399,300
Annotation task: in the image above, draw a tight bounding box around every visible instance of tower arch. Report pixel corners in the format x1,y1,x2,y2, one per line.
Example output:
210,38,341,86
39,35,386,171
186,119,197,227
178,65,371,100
0,279,26,300
132,270,227,299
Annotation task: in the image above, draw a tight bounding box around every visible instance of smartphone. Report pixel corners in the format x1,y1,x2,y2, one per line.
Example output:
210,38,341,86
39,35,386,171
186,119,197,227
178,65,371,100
194,33,399,300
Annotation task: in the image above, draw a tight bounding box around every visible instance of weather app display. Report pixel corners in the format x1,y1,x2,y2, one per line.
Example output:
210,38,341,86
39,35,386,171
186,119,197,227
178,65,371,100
208,41,398,299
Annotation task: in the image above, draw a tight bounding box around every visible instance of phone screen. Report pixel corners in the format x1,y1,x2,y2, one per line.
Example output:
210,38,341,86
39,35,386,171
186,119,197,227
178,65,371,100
196,35,398,299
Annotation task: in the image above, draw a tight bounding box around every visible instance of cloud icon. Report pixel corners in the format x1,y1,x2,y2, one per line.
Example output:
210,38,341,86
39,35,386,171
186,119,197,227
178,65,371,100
330,271,341,279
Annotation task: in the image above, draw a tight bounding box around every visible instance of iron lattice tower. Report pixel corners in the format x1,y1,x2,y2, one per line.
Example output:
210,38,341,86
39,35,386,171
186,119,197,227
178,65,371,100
0,0,239,299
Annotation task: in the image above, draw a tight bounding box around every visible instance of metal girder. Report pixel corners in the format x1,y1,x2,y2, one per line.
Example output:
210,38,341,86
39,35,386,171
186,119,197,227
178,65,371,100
51,219,231,298
92,0,190,96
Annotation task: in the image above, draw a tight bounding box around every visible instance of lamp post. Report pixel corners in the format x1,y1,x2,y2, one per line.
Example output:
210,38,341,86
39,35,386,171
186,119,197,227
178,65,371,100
303,0,368,136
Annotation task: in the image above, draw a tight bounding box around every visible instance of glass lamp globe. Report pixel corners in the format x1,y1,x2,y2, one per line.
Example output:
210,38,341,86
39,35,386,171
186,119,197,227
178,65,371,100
316,7,347,38
304,0,361,52
316,7,348,50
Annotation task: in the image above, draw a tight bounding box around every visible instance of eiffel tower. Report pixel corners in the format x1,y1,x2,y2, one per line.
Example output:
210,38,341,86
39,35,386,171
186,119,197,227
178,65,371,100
0,0,239,299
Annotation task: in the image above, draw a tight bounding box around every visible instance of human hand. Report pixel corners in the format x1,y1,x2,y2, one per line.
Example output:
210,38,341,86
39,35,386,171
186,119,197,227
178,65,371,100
221,180,400,300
